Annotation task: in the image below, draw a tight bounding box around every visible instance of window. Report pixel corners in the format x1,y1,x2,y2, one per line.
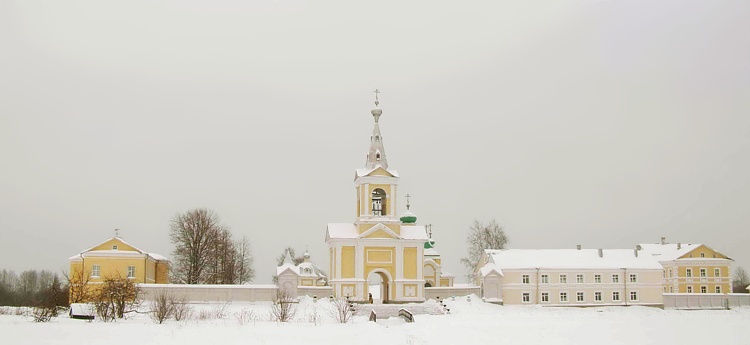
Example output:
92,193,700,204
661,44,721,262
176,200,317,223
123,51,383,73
127,266,136,278
686,268,692,277
595,292,602,301
112,245,118,250
92,265,100,277
629,274,637,283
669,269,672,277
662,270,666,278
559,274,567,284
700,268,707,278
541,274,549,284
560,292,568,302
714,268,721,277
576,292,584,302
669,286,673,293
700,286,707,294
576,274,584,284
700,252,705,258
612,291,620,301
522,275,530,284
687,286,693,293
541,292,549,302
630,291,638,301
522,293,530,303
715,286,721,293
371,188,386,216
594,274,601,283
612,274,619,283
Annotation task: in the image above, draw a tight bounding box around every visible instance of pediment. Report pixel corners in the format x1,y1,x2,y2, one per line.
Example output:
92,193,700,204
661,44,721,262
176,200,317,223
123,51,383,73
358,223,401,239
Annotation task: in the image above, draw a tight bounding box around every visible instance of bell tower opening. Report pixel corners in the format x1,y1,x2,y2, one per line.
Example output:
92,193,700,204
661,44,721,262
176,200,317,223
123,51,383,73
372,188,386,216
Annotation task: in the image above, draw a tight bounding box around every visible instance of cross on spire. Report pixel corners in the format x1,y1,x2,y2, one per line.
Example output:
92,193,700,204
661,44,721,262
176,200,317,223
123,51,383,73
114,228,120,237
405,193,411,210
374,89,380,106
427,224,432,239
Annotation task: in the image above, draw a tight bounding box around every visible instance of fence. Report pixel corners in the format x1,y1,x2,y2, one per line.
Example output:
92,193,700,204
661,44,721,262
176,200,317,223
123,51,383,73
663,293,750,310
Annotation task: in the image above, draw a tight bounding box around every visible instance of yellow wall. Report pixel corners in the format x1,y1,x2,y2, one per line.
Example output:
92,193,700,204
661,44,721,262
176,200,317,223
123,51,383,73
679,245,729,260
341,246,355,278
403,248,417,279
357,223,401,235
440,278,451,287
91,238,139,252
363,246,395,279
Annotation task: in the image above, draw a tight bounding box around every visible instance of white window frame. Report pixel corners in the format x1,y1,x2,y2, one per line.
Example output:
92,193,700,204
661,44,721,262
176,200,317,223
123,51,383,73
541,274,549,284
612,274,620,283
112,245,118,250
559,292,568,302
686,268,692,278
700,285,707,294
714,268,720,277
629,291,638,302
127,265,136,279
700,268,707,278
594,274,601,283
700,252,705,258
576,292,585,302
612,291,620,301
576,274,584,284
715,286,721,293
541,292,549,303
669,286,673,293
559,274,567,284
522,292,530,303
91,265,100,278
522,275,530,284
594,291,602,301
687,286,693,293
629,273,637,283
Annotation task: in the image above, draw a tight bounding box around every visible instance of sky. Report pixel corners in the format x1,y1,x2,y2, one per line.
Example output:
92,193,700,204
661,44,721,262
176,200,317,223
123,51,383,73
1,0,748,284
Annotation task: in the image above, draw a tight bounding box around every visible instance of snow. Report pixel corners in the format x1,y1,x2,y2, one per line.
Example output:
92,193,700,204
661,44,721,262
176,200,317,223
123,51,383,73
486,249,664,270
2,297,749,345
637,243,702,260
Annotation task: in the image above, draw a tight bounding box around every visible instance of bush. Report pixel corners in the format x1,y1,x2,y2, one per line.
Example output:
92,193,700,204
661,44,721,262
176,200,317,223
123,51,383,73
31,307,54,322
270,289,297,322
149,290,174,324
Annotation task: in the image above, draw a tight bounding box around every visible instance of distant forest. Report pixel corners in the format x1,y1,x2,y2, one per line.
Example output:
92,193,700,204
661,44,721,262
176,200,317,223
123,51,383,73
0,269,68,307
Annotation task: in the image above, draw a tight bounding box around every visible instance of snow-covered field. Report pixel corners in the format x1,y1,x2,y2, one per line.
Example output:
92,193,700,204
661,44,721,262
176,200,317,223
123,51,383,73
2,296,749,345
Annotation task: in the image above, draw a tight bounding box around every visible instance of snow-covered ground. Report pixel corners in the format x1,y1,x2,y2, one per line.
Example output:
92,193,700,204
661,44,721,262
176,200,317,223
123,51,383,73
2,296,749,345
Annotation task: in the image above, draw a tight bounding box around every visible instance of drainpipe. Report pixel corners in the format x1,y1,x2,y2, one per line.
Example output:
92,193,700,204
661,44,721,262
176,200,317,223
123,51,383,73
623,268,627,306
536,268,540,305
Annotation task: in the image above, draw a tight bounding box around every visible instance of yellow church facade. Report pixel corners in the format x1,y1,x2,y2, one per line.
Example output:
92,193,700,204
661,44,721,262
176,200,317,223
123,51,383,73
69,236,169,301
325,93,452,303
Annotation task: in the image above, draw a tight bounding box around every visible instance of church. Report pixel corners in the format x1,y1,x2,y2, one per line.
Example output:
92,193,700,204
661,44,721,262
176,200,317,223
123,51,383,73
325,92,453,303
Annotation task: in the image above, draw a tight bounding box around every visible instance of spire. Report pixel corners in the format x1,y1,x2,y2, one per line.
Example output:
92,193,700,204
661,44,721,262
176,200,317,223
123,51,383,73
366,89,388,170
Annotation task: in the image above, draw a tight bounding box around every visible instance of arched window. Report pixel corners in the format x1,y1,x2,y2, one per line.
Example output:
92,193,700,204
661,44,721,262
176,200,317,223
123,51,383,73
372,188,386,216
376,153,381,160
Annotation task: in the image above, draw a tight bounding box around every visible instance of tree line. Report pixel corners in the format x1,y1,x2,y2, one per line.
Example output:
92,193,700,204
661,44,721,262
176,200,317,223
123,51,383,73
0,269,68,307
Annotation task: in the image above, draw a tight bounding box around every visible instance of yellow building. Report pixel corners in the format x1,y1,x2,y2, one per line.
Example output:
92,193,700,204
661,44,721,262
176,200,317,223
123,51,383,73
68,236,169,300
326,93,451,303
638,239,733,294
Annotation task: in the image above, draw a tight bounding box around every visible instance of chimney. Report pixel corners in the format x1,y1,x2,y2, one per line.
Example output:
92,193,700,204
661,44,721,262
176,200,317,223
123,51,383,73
598,248,603,258
677,243,681,250
634,249,639,257
576,244,581,250
660,236,666,245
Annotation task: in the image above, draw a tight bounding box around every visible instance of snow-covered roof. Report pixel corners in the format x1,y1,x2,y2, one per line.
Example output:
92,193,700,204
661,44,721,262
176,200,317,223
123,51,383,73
276,263,298,276
485,249,663,270
401,226,429,240
424,248,440,256
70,236,169,262
441,269,455,278
479,262,503,277
355,166,399,178
636,243,701,261
326,223,358,239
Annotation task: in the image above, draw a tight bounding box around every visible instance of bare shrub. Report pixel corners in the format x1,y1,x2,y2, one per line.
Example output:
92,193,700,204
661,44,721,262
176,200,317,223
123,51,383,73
93,274,141,322
328,297,355,324
31,307,54,322
0,307,10,315
213,302,230,319
235,309,256,325
197,309,212,320
170,296,193,321
306,304,320,326
150,290,174,324
270,289,297,322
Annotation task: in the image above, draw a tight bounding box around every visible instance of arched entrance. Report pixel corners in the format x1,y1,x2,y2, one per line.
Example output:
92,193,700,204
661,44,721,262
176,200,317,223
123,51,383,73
366,269,391,304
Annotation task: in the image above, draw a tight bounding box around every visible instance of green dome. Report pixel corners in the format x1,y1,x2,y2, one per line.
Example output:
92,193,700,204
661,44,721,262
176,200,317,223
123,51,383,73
424,240,436,249
400,211,417,224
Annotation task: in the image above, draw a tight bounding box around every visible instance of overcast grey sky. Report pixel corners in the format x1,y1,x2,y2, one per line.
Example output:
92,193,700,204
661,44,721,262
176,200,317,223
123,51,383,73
1,0,748,283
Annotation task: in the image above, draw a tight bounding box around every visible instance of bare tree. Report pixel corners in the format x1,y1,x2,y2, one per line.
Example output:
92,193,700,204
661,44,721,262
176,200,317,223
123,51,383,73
64,268,92,304
170,208,254,285
328,297,355,324
149,289,175,324
270,288,297,322
170,208,223,284
460,219,509,282
733,266,749,293
94,273,141,322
